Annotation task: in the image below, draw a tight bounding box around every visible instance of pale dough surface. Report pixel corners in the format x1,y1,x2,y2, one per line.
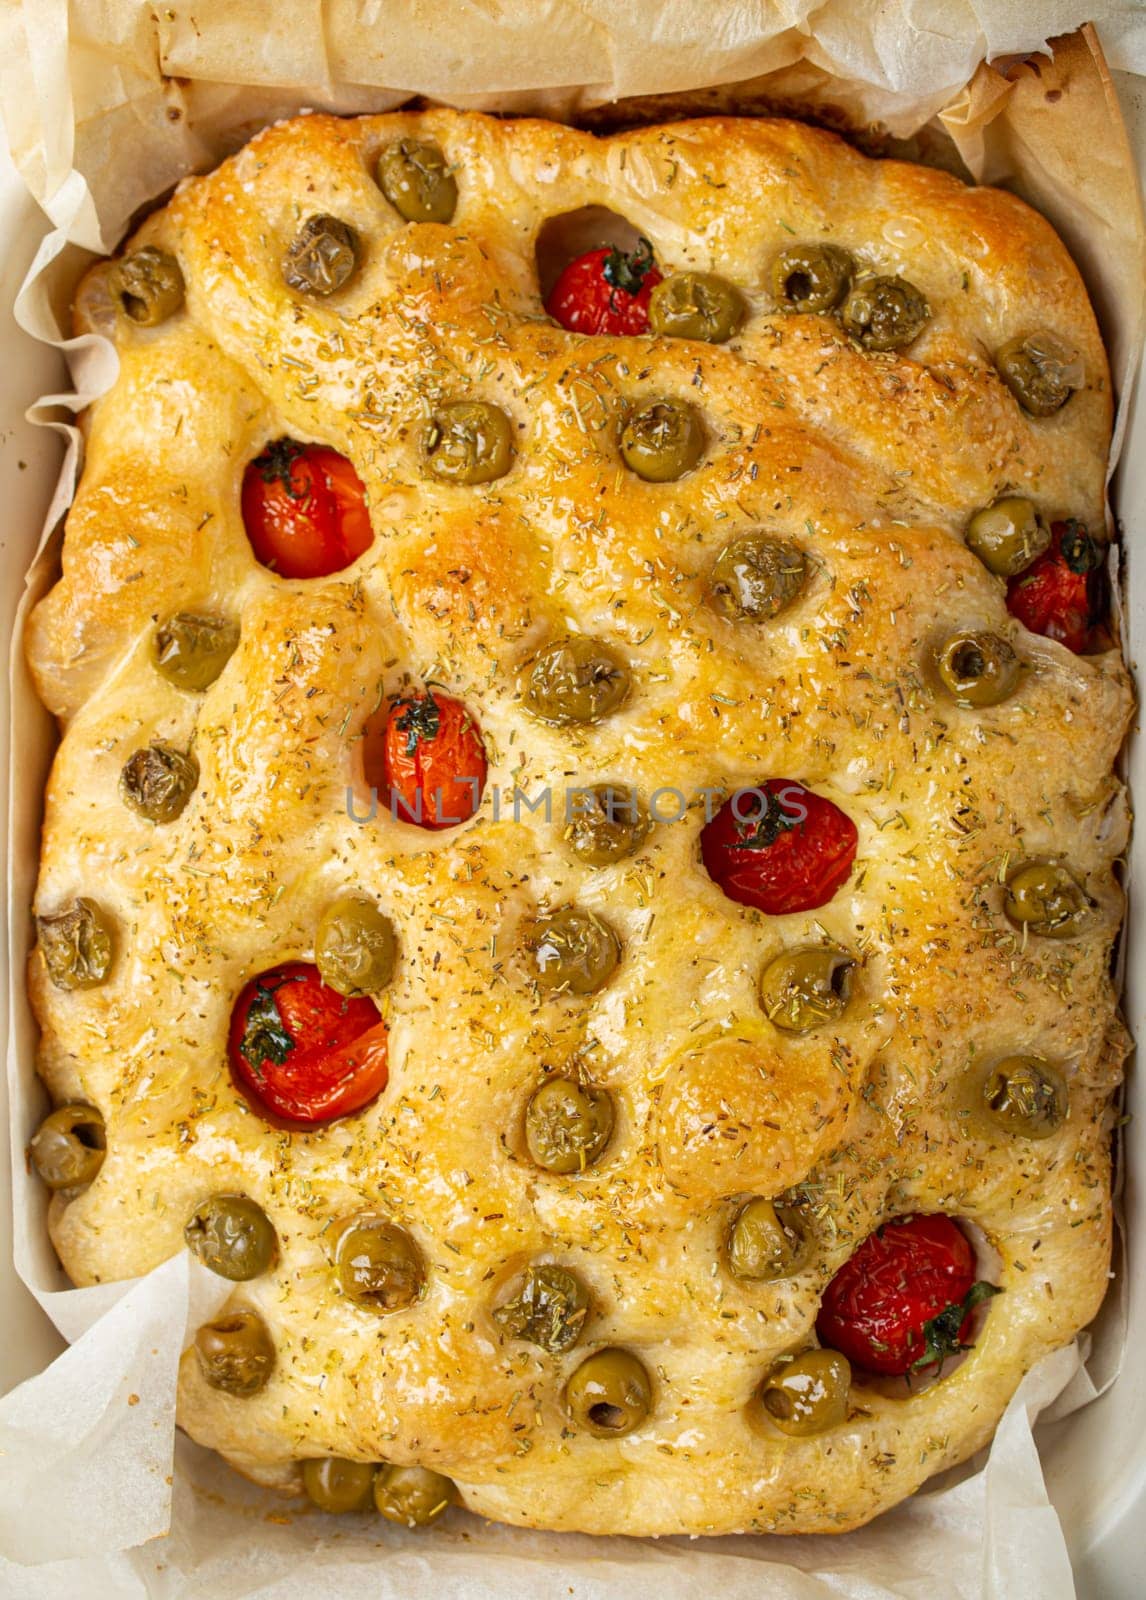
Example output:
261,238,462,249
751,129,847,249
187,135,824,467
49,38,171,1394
26,109,1130,1535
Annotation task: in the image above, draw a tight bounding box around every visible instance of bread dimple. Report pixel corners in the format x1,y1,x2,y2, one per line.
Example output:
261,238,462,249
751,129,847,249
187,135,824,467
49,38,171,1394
28,108,1127,1535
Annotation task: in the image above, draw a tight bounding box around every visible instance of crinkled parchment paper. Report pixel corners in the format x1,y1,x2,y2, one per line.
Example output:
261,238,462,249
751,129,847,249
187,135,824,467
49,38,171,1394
1,5,1144,1596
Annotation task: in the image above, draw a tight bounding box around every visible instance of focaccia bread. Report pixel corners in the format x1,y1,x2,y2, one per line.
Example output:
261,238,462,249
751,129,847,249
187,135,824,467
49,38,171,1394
25,108,1131,1536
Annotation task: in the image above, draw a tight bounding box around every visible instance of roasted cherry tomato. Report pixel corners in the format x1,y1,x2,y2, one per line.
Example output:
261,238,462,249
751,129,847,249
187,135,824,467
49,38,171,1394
1005,519,1106,654
545,241,663,336
241,438,372,579
700,779,858,915
378,689,486,830
229,961,388,1125
816,1214,1000,1377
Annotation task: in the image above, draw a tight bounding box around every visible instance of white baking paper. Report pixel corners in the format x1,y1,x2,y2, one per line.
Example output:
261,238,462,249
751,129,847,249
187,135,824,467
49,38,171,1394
0,1347,1089,1600
1,5,1144,1597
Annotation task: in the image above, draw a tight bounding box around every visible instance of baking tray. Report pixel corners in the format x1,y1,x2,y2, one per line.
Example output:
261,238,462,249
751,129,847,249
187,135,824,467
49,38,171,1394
1031,65,1146,1600
0,77,1143,1598
0,125,67,1398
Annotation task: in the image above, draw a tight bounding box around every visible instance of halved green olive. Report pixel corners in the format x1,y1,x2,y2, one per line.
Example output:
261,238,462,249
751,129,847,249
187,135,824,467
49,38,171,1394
194,1309,275,1396
315,896,397,997
152,612,240,691
373,1463,455,1527
493,1262,590,1353
110,247,185,326
529,906,620,995
36,899,114,991
769,244,853,314
376,139,458,224
120,744,199,823
727,1197,808,1282
620,398,704,482
563,784,649,866
759,1349,850,1437
967,1055,1069,1140
301,1457,377,1514
524,1077,614,1174
965,498,1051,578
29,1104,106,1191
759,947,855,1034
648,272,747,343
422,401,513,485
996,331,1079,416
184,1195,278,1282
524,635,631,725
708,534,808,622
566,1347,652,1437
1003,861,1092,939
841,275,929,351
332,1216,424,1313
282,215,359,297
936,631,1020,707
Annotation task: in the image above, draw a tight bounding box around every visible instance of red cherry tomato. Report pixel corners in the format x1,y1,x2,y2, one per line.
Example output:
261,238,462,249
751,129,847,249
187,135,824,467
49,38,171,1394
229,961,388,1125
241,438,373,579
380,689,487,830
816,1215,1000,1377
1006,519,1106,654
545,241,663,336
700,779,858,915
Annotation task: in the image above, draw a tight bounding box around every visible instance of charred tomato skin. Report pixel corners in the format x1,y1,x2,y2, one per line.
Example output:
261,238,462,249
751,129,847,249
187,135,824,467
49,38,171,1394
228,961,388,1126
700,779,858,915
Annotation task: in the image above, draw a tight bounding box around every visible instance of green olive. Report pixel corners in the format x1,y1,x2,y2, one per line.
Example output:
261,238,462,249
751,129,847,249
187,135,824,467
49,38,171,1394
965,498,1051,577
524,635,631,725
936,631,1020,707
332,1216,425,1313
758,1349,851,1437
1003,860,1092,939
524,1077,614,1174
969,1055,1069,1139
563,784,649,866
493,1262,591,1353
769,244,854,314
29,1104,106,1190
110,247,185,326
184,1195,278,1281
194,1309,275,1396
315,896,397,997
376,139,458,225
36,899,114,991
301,1457,377,1514
620,398,704,482
529,906,620,995
841,275,929,351
565,1348,652,1438
373,1463,455,1527
996,331,1079,416
727,1197,809,1282
759,947,855,1035
422,401,514,485
648,271,747,344
152,612,240,691
120,744,199,823
708,534,808,622
282,215,359,297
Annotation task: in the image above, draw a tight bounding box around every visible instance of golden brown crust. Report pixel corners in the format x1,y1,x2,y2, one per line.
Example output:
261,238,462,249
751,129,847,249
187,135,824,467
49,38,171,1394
27,108,1128,1536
